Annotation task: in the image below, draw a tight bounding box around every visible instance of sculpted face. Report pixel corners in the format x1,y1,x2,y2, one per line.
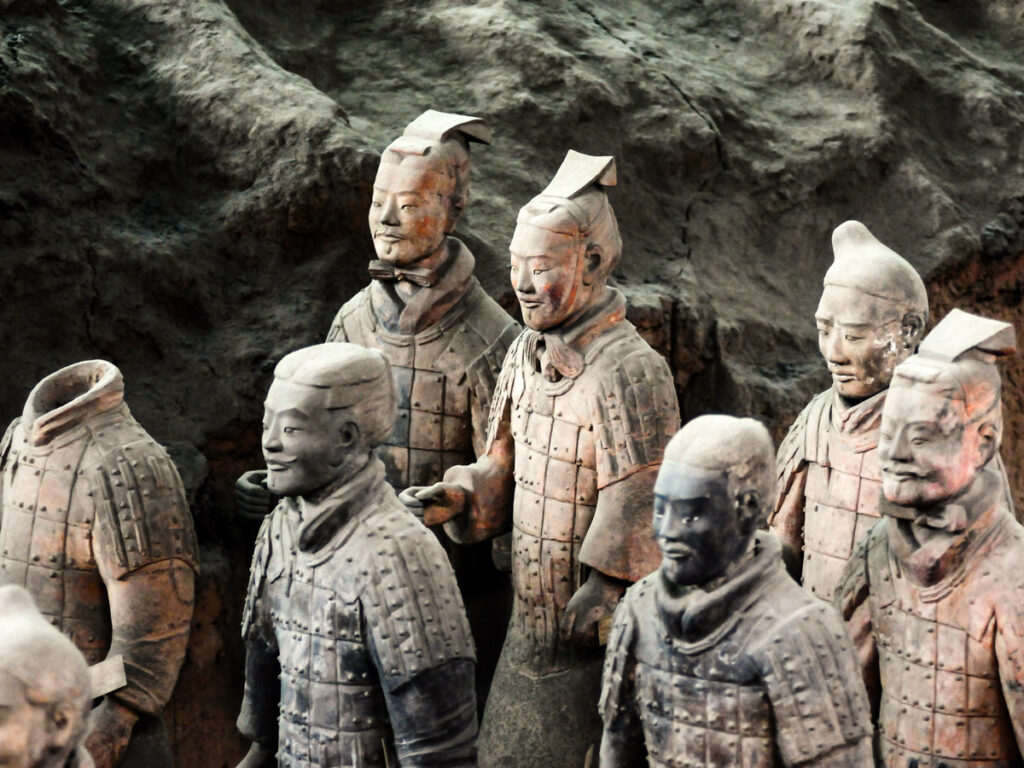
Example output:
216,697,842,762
369,160,453,267
652,464,747,589
0,675,50,768
509,222,595,332
878,381,988,509
262,380,349,497
815,285,909,401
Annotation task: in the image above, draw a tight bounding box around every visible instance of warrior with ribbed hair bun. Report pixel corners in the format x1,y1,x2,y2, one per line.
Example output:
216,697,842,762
235,343,478,768
406,150,680,767
770,221,931,601
836,309,1024,768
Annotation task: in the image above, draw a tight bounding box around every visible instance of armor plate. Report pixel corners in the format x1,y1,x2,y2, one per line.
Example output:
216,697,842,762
327,280,517,490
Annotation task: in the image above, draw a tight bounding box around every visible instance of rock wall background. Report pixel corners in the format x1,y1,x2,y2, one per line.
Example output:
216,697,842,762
1,0,1022,765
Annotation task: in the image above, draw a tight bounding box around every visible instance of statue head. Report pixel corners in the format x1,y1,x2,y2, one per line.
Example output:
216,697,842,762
509,150,622,331
0,586,91,768
653,415,774,591
262,343,397,497
879,309,1015,513
370,110,491,267
816,221,928,402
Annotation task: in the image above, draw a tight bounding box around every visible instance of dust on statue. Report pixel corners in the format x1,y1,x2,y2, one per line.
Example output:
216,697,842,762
599,416,873,768
406,150,680,767
235,343,478,768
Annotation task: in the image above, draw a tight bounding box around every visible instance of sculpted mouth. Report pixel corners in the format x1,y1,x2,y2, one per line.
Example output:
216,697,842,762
265,459,295,472
659,544,695,559
375,232,405,242
518,297,543,308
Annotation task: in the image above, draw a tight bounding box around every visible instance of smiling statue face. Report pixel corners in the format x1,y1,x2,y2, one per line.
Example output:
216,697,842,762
878,381,985,509
368,160,453,268
815,284,910,401
508,222,592,332
652,465,745,588
262,380,348,497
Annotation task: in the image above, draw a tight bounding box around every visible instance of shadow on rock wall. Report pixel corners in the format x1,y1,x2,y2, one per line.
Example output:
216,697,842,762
1,0,1023,764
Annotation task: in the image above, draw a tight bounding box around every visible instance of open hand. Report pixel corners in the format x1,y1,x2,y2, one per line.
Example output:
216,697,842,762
559,571,626,645
399,483,467,526
236,470,275,519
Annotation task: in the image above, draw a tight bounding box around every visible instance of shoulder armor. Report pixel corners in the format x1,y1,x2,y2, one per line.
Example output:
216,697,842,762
774,391,829,513
433,283,519,387
755,600,873,765
0,417,18,469
484,331,528,452
326,288,372,344
361,507,475,691
241,509,276,641
92,438,200,580
591,342,679,488
599,579,644,725
995,564,1024,687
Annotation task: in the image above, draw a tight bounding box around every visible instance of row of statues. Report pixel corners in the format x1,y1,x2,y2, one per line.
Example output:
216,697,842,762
0,108,1021,768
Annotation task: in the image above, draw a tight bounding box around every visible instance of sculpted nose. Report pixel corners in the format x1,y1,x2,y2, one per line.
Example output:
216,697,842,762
824,332,848,364
514,266,533,293
379,196,399,226
262,425,282,454
887,427,913,462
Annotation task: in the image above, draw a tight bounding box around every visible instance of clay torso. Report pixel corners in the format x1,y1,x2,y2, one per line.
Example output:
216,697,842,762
0,374,198,665
774,388,884,601
242,460,475,768
601,533,872,768
857,510,1024,768
326,240,518,490
493,306,677,676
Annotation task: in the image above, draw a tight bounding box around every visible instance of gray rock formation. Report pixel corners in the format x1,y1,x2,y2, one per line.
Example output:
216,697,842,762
2,0,1023,764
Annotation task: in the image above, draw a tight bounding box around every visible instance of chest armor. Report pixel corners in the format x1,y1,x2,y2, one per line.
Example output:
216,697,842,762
0,410,140,664
506,362,598,676
263,541,394,768
871,552,1015,767
802,422,882,602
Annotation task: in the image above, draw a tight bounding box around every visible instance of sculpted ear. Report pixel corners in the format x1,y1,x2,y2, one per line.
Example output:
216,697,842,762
581,243,605,286
976,422,998,468
900,311,927,350
338,421,360,449
736,490,762,533
444,192,466,233
48,701,79,751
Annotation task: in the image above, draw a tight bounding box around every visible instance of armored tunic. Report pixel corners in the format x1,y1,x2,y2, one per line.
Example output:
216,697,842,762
0,360,199,721
239,458,477,768
326,238,519,490
771,388,888,602
836,466,1024,768
482,288,679,675
601,532,873,768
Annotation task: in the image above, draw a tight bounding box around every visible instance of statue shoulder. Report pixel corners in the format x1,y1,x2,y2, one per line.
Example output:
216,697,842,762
326,287,373,344
89,428,200,580
359,506,475,691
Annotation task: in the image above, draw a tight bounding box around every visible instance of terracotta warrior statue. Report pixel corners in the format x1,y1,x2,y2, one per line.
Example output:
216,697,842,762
600,416,873,768
0,585,93,768
836,309,1024,768
236,343,478,768
0,360,199,768
407,150,680,767
770,220,929,601
236,109,518,509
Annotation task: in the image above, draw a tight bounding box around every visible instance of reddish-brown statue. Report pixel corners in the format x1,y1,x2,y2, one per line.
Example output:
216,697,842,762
770,221,929,600
0,360,199,768
236,343,478,768
0,585,94,768
407,150,680,767
600,416,874,767
836,309,1024,768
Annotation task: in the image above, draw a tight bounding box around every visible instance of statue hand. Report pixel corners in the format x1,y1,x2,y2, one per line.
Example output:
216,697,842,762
235,470,275,518
559,571,626,645
399,483,467,526
235,742,276,768
84,699,138,768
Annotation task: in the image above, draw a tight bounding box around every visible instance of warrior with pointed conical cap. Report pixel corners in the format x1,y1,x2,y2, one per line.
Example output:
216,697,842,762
836,309,1024,768
407,150,680,767
0,585,94,768
770,220,931,601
